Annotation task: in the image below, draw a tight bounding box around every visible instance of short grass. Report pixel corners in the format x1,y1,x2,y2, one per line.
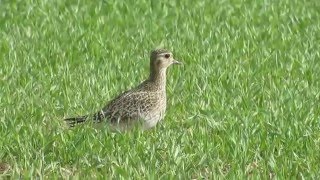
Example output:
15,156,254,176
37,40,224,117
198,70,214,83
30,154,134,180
1,0,320,178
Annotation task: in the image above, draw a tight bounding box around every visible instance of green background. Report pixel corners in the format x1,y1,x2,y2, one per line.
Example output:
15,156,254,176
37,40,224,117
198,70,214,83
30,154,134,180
1,0,319,178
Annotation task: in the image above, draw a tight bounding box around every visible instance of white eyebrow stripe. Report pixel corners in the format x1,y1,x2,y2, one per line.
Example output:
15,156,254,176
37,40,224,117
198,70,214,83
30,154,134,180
158,53,172,56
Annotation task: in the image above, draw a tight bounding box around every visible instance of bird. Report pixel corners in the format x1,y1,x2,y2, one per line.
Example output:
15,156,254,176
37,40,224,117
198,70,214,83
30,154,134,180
0,162,10,174
64,48,182,131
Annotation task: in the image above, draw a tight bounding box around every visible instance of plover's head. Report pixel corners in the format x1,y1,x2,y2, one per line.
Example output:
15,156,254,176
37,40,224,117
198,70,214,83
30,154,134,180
150,49,182,71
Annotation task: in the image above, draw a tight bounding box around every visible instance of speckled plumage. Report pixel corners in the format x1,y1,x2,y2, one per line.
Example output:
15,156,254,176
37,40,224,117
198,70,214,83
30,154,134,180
65,48,181,131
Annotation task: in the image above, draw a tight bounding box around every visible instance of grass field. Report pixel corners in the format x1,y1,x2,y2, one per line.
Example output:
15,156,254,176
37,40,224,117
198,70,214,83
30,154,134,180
1,0,320,178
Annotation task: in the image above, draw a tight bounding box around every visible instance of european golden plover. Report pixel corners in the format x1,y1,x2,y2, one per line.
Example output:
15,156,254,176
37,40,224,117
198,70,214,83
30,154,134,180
65,48,182,130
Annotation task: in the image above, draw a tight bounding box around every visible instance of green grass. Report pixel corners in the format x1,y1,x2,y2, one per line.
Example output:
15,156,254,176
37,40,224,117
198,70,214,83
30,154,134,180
1,0,320,178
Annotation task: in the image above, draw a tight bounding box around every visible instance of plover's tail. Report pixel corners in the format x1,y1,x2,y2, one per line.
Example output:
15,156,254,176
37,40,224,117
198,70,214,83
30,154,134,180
64,115,88,127
65,111,105,127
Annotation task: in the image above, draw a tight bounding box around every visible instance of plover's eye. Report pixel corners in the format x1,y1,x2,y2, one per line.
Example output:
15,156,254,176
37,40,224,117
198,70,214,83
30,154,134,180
164,54,170,59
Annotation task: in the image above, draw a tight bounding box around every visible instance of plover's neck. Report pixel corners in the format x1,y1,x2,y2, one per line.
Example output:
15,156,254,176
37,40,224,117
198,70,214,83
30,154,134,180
149,68,167,91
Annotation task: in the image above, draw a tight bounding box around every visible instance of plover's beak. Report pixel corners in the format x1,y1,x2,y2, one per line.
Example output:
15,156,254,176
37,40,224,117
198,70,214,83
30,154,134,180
173,60,182,65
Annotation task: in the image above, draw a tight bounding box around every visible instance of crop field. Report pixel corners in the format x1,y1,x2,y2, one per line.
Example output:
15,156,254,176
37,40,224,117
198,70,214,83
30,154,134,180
1,0,320,178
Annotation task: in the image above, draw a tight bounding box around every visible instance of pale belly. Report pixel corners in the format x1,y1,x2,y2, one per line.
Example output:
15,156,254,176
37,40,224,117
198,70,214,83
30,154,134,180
104,95,167,131
142,105,166,130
